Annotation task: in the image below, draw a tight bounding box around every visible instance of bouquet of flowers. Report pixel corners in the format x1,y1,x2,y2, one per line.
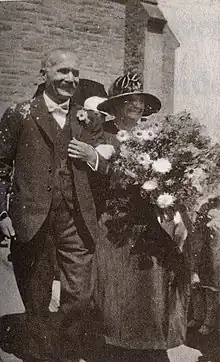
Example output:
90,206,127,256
108,112,220,230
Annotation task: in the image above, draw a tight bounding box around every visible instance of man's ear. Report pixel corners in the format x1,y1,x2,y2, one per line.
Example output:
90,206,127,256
40,68,47,81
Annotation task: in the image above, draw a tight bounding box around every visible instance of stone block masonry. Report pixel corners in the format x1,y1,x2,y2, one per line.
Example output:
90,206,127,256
0,0,125,113
0,0,179,116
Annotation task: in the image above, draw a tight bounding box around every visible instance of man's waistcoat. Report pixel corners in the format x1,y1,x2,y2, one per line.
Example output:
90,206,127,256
51,116,74,210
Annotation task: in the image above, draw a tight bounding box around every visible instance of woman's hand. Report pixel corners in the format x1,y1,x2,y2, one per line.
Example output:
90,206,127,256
96,144,115,160
68,138,97,167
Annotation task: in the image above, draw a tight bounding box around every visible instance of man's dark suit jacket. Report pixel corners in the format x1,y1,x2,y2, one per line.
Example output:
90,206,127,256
0,94,106,244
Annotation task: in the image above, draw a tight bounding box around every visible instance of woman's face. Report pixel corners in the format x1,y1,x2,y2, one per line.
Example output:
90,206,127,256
122,97,145,124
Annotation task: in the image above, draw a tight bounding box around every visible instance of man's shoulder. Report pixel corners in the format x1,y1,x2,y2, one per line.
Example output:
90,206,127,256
2,99,33,120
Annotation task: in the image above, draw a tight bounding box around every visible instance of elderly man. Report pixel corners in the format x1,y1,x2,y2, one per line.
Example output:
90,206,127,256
0,49,106,361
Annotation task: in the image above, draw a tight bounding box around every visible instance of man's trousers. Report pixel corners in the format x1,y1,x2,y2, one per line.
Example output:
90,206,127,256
10,200,94,360
96,345,170,362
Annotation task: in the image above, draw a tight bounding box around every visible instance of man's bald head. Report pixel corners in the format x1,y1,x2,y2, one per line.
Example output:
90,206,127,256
41,48,80,103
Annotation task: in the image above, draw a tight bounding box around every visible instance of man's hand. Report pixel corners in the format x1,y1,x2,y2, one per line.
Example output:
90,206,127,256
96,144,115,160
68,138,97,166
0,216,15,239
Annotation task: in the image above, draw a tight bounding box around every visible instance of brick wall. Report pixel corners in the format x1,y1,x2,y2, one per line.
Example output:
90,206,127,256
0,0,125,114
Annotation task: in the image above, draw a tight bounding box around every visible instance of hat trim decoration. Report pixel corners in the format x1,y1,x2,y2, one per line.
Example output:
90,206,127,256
97,72,161,116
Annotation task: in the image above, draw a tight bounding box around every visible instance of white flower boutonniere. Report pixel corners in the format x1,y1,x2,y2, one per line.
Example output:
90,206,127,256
76,109,91,126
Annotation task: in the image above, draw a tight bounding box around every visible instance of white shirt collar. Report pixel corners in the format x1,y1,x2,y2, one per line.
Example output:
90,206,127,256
43,91,70,113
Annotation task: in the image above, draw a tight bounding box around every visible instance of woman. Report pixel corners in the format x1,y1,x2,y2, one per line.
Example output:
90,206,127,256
189,197,220,335
68,72,192,362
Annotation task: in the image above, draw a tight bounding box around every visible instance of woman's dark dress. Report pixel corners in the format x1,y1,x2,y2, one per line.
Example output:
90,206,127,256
92,131,192,351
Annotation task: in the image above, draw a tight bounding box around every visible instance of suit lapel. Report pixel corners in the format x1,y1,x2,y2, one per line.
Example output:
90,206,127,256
68,104,84,140
30,95,55,145
72,162,99,242
68,104,99,242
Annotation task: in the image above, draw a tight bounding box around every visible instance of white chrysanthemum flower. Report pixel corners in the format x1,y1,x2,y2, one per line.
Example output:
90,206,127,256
137,153,152,169
116,130,130,142
132,129,145,140
120,144,130,158
157,193,175,209
152,158,172,174
142,128,156,141
142,179,158,192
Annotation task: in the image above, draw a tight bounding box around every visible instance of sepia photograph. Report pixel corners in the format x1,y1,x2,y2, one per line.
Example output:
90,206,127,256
0,0,220,361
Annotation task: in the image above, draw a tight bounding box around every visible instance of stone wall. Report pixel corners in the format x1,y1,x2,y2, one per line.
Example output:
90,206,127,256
143,25,178,113
0,0,125,114
0,0,179,116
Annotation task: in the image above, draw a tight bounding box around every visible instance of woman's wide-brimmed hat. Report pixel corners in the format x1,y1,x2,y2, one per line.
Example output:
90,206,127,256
97,72,161,116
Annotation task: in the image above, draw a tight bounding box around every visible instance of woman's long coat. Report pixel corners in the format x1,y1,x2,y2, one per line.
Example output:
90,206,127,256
92,128,192,350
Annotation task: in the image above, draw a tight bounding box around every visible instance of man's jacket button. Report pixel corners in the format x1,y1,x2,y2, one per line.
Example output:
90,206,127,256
47,185,52,192
48,167,52,173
